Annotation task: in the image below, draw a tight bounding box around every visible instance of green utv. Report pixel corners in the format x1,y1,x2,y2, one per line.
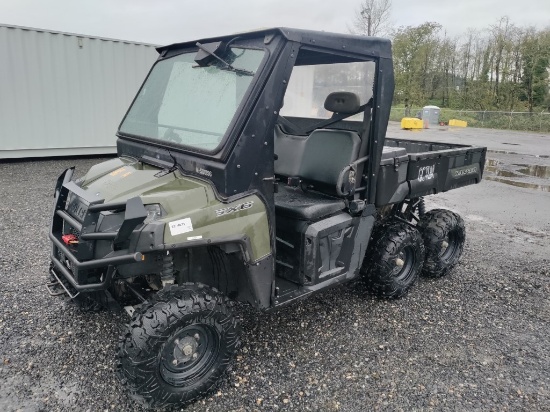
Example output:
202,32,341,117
47,28,486,408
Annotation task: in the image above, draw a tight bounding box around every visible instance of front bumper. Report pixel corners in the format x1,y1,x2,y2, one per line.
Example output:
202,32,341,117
49,168,146,293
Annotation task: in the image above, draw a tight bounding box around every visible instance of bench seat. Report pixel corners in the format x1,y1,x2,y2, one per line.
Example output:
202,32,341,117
274,185,345,221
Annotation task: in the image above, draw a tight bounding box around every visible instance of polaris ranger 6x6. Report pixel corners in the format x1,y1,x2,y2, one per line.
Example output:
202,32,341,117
47,28,486,409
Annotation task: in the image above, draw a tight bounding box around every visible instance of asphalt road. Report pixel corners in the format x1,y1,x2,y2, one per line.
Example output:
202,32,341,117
0,128,549,411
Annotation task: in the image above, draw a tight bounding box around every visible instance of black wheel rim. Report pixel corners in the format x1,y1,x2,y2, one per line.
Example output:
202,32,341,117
391,246,415,282
160,324,220,387
439,231,459,263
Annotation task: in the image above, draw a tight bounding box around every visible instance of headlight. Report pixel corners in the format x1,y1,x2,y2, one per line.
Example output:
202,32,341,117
143,204,163,224
74,176,85,187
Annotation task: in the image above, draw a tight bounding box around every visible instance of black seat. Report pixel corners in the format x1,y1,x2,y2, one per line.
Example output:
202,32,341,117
298,128,360,196
274,185,345,220
274,91,362,221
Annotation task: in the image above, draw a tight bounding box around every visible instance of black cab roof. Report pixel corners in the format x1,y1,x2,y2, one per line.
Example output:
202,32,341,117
156,27,392,60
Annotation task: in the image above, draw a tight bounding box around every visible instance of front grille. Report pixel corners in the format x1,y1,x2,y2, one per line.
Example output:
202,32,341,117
62,221,81,238
57,249,74,272
61,222,80,271
66,192,88,222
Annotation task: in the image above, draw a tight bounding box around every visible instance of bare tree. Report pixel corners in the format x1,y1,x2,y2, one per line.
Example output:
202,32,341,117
351,0,393,37
490,16,515,105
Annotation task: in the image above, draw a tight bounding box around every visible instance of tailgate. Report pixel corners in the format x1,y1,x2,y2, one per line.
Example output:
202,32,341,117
385,138,487,198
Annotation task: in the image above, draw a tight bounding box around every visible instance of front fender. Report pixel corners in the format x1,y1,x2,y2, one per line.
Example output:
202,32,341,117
161,194,271,263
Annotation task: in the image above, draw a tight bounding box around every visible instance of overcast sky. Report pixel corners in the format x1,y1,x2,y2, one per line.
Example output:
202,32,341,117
1,0,548,45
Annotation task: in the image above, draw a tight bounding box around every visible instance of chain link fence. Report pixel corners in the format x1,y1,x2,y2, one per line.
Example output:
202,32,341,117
390,107,550,133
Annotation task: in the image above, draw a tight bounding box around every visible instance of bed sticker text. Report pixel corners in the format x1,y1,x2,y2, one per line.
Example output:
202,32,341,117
451,165,479,178
418,165,435,182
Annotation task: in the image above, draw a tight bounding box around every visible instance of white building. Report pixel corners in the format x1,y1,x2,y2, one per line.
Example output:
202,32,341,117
0,24,159,158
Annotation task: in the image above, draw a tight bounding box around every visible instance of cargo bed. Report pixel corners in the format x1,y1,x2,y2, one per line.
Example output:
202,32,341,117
376,138,486,206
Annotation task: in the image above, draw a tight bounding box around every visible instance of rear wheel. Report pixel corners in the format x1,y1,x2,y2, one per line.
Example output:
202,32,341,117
116,283,240,409
418,209,466,278
361,223,424,299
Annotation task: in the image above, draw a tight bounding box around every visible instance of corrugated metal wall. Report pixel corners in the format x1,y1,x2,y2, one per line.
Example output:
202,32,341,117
0,24,159,158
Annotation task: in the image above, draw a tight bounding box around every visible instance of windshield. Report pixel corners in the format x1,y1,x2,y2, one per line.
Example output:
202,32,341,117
119,47,265,151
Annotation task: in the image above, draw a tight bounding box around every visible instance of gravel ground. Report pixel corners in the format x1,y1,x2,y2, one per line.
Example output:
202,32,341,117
0,156,549,412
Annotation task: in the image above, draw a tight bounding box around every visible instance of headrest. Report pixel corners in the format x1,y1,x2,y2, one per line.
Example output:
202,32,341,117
324,92,361,114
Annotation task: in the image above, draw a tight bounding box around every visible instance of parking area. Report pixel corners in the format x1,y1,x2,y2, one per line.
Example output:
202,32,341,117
0,126,549,411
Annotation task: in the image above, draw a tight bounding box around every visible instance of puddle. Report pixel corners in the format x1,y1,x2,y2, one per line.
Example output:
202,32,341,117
485,176,550,192
486,159,525,178
485,167,523,178
502,142,520,146
517,165,550,179
486,159,550,179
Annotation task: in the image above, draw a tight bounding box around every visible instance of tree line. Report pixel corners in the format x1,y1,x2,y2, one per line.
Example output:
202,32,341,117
352,2,550,112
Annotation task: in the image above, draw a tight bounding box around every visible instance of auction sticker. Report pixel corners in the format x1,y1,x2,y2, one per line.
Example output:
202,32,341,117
169,217,193,236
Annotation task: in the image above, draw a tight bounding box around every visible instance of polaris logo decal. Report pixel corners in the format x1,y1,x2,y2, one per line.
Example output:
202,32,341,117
215,201,254,217
418,165,435,182
196,167,212,178
451,165,479,178
168,217,194,236
67,197,87,221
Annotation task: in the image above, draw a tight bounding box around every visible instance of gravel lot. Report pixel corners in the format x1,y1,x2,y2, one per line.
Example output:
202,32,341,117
0,153,549,412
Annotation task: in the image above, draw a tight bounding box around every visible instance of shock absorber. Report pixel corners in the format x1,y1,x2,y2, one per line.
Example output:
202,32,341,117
160,251,175,286
417,197,426,217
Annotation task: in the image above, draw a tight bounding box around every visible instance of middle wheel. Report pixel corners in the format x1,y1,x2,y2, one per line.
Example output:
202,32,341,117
361,222,425,298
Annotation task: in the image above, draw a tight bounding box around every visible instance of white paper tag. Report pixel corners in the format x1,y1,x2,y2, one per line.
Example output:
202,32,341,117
168,217,193,236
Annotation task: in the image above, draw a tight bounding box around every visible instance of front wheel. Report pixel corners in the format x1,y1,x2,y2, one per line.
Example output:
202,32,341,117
361,223,425,299
116,283,240,409
418,209,466,278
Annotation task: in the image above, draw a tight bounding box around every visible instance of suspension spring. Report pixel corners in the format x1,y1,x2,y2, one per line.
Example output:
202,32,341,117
417,197,426,216
160,251,175,282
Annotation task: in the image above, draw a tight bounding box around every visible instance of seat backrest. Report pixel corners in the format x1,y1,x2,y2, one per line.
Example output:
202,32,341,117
299,128,361,194
297,91,362,196
275,91,364,195
274,125,307,177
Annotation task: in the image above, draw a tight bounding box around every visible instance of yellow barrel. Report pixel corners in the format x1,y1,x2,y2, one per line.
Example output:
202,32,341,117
449,119,467,127
401,117,424,129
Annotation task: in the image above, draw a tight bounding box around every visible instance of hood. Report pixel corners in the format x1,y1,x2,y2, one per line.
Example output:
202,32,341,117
80,158,209,214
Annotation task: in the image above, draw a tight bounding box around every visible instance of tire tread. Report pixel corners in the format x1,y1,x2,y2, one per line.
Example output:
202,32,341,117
418,209,466,278
116,283,240,409
361,223,425,299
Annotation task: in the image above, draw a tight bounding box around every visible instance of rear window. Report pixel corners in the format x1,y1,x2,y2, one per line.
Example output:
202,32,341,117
280,59,375,120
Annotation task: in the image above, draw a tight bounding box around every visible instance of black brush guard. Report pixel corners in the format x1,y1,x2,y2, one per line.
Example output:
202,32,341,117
48,168,146,296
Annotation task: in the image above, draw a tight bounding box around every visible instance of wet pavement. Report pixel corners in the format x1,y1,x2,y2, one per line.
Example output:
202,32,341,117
387,121,550,158
389,122,550,195
1,126,549,411
484,159,550,192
